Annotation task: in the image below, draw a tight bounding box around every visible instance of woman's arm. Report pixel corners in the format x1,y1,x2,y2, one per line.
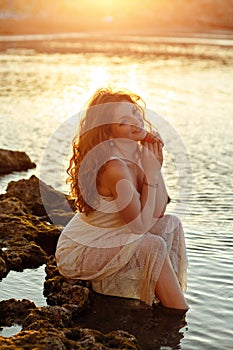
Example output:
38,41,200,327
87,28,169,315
153,172,169,218
103,142,161,234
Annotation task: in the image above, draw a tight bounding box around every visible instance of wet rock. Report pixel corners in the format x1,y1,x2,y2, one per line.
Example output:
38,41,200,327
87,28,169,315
0,214,61,256
0,328,68,350
44,257,91,318
0,175,75,217
0,149,36,175
0,214,61,276
44,255,62,280
46,284,91,318
0,299,36,327
0,326,140,349
0,214,38,242
22,305,73,329
0,299,140,349
2,242,48,272
0,197,30,216
64,328,140,349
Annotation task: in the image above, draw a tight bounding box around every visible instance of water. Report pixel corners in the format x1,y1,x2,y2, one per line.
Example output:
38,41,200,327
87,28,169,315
0,34,233,349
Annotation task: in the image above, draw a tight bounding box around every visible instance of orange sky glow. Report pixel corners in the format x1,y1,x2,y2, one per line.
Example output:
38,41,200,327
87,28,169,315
0,0,186,21
0,0,232,35
42,0,187,31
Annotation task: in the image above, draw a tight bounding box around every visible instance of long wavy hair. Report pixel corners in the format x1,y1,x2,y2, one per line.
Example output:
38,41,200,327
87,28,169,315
67,86,152,215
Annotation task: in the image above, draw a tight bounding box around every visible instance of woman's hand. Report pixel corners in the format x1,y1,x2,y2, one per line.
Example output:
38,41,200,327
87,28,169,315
142,130,164,147
141,141,162,183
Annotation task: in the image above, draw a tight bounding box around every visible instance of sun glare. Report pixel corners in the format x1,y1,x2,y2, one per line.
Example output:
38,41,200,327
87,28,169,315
65,0,155,20
81,0,140,14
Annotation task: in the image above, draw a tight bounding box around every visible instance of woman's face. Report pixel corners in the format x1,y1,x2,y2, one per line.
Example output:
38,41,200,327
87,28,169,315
109,101,146,141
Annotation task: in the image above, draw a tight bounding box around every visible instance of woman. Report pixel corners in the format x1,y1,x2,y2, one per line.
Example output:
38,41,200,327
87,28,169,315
55,87,189,310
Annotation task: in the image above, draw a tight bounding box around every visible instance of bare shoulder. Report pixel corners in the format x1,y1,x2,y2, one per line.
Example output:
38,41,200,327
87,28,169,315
103,159,130,180
98,159,132,197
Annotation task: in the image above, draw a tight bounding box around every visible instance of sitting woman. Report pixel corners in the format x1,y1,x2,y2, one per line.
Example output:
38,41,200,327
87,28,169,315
55,87,189,310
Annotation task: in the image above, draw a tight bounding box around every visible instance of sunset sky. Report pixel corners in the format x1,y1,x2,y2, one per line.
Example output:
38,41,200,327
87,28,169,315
1,0,175,13
0,0,232,34
0,0,181,19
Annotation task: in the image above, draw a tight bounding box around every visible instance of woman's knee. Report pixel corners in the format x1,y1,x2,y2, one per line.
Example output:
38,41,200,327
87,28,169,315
163,214,182,232
147,234,167,251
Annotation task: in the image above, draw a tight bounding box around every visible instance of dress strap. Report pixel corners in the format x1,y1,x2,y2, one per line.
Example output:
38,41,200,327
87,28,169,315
109,155,138,165
109,156,127,164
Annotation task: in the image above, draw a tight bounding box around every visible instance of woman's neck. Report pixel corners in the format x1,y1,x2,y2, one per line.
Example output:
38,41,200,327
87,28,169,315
110,138,140,163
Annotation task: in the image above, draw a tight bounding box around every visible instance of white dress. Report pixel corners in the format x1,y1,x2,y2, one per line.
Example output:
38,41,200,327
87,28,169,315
55,191,188,306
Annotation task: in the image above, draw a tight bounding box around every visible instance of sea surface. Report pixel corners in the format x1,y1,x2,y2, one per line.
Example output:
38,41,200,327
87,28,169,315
0,34,233,349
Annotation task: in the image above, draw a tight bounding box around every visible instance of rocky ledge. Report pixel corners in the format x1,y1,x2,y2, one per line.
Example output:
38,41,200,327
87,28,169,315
0,149,36,175
0,298,139,349
0,170,186,349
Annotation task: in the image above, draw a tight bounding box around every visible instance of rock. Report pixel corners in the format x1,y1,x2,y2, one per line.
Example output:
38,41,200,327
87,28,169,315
63,328,140,349
0,197,30,215
0,149,36,175
2,242,48,272
0,214,61,256
0,175,75,218
0,328,68,350
22,305,73,329
0,326,140,349
0,214,38,242
0,214,61,276
44,257,91,318
45,255,63,280
46,283,91,317
0,299,141,349
0,299,36,327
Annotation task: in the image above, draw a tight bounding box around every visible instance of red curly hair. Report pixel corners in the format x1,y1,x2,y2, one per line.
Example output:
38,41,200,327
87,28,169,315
67,86,152,215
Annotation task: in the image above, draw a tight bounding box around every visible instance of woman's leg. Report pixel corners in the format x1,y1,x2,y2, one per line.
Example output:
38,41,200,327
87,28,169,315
150,214,188,293
155,253,189,310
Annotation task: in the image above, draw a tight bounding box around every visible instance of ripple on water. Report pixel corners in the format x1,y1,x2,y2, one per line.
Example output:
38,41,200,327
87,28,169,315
184,242,233,350
0,265,47,306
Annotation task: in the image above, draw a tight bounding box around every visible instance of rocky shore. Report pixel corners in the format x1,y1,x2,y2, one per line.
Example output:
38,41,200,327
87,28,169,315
0,150,186,349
